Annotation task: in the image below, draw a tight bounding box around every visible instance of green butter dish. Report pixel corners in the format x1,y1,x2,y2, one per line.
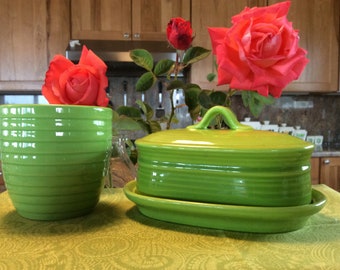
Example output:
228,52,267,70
124,180,327,233
135,106,314,207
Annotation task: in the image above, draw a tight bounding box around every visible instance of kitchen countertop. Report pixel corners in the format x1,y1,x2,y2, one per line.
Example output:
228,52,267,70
312,147,340,157
0,185,340,269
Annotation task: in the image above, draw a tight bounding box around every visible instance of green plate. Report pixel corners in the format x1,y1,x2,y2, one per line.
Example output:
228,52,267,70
124,180,327,233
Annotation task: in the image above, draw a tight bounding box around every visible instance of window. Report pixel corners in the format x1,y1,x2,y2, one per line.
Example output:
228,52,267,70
0,95,48,105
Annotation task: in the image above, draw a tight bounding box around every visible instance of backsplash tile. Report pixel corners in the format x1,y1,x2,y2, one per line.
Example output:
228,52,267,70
231,94,340,148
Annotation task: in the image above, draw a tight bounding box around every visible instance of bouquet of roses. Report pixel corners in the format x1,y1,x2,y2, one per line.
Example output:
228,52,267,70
130,1,309,124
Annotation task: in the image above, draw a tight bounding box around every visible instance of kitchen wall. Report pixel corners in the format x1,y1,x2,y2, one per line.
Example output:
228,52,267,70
108,77,340,148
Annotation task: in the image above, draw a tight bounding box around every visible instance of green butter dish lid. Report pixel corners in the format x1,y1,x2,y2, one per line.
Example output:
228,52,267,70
136,106,314,152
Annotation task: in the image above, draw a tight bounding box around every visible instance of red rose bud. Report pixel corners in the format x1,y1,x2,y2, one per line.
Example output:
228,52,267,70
166,17,193,50
208,1,308,98
42,46,109,107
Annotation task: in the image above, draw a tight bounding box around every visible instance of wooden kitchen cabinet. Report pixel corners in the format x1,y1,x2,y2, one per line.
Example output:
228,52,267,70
71,0,190,41
0,0,70,91
320,157,340,191
311,157,320,185
191,0,339,93
269,0,339,93
311,156,340,191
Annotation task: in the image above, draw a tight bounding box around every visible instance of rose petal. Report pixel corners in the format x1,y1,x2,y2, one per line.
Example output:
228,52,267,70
59,65,100,105
79,46,107,75
42,55,74,104
75,71,99,105
65,71,90,102
96,81,110,107
208,27,228,54
272,49,309,77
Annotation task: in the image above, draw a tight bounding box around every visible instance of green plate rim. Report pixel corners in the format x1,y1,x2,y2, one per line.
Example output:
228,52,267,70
123,180,327,233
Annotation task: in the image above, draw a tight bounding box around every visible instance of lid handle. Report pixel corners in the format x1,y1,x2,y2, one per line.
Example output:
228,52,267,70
187,106,253,130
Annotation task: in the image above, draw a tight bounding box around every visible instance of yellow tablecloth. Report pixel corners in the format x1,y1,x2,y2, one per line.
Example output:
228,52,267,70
0,185,340,269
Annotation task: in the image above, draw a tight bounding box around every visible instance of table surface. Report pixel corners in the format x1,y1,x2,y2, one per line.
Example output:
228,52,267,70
1,185,340,269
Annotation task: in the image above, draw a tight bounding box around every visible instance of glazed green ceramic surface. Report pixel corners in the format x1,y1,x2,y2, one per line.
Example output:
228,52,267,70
124,180,326,233
136,106,314,207
0,104,112,220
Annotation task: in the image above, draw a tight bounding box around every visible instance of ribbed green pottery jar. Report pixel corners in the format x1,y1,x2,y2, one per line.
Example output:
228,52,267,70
0,104,112,220
136,106,314,207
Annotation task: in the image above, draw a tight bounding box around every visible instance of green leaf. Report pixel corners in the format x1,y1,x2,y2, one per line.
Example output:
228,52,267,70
154,59,174,76
149,120,162,133
210,91,227,106
135,72,156,92
116,106,142,118
144,103,154,121
184,84,202,117
166,80,186,90
129,49,154,71
189,105,202,121
184,86,202,121
197,90,229,109
241,91,250,107
250,99,265,118
183,46,211,65
136,100,154,120
198,90,214,109
207,73,216,82
241,91,276,118
255,93,276,105
184,87,201,110
135,99,147,114
136,119,151,133
183,83,201,91
112,110,120,122
112,115,142,131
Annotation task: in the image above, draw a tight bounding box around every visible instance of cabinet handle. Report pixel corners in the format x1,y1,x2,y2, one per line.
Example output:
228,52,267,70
133,33,141,39
323,159,330,164
123,33,130,39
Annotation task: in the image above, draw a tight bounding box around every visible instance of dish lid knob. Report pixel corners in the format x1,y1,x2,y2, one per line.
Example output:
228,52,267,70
187,106,253,131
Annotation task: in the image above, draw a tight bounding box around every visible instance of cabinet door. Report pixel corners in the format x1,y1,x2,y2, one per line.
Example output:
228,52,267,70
310,157,320,185
0,0,47,87
71,0,189,41
190,0,266,90
71,0,131,40
320,157,340,191
268,0,339,93
0,0,70,91
48,0,72,58
132,0,190,41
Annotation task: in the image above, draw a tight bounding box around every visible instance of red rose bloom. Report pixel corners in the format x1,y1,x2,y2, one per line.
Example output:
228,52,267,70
167,17,193,50
42,46,109,107
208,1,308,97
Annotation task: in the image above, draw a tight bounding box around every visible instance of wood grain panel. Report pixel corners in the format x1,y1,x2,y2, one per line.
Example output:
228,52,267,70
268,0,339,92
